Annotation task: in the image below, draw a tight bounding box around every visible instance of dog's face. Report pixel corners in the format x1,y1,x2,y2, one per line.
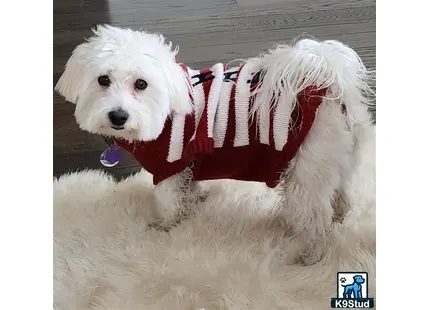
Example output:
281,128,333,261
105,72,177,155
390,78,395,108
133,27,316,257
353,275,365,284
55,25,192,142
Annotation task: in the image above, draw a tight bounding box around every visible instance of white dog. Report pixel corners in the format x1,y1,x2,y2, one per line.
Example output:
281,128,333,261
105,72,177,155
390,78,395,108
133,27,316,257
55,25,375,265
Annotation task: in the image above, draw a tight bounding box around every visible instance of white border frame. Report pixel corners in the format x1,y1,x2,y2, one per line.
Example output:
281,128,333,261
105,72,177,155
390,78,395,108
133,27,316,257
2,0,429,309
1,0,53,308
377,0,430,308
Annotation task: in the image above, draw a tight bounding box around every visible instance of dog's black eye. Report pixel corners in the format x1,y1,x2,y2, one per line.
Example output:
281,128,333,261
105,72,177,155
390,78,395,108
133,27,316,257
134,79,148,91
98,75,111,87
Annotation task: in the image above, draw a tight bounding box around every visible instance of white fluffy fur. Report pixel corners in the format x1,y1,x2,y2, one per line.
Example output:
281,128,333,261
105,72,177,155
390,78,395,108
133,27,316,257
55,25,375,265
53,127,375,309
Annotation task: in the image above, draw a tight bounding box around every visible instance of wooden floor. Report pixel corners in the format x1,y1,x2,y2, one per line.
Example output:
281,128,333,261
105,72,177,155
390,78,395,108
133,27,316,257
53,0,376,180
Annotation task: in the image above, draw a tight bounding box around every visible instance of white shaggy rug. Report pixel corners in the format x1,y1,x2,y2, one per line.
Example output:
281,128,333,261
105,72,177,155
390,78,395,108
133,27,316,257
53,132,375,310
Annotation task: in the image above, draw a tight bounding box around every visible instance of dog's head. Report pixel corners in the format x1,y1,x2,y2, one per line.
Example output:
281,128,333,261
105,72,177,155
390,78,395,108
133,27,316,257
353,275,365,284
55,25,192,142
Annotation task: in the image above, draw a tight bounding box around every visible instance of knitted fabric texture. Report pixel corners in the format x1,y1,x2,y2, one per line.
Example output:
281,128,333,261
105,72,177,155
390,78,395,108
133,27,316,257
113,63,328,188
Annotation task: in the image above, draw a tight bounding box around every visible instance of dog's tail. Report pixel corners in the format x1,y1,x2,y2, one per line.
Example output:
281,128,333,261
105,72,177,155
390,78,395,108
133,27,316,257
248,37,375,126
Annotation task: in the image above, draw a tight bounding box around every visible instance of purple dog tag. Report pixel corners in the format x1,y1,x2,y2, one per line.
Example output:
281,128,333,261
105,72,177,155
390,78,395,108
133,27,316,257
100,146,121,167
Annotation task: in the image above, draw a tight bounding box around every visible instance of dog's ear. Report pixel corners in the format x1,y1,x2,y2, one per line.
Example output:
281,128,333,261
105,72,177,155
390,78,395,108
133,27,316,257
160,60,193,115
55,43,89,104
153,33,193,115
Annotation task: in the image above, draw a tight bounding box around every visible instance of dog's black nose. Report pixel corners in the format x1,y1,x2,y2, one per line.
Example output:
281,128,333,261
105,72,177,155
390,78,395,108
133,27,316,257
108,110,129,127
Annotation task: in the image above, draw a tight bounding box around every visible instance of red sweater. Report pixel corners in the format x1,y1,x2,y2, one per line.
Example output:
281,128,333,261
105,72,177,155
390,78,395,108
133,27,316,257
113,63,328,188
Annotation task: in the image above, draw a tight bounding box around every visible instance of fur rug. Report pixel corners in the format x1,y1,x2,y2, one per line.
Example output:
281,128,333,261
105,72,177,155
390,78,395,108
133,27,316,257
53,130,375,310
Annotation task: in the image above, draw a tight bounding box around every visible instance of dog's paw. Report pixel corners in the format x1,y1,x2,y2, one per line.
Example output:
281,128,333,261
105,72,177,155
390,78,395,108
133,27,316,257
298,241,327,266
197,190,209,203
148,220,174,232
332,192,350,224
148,215,183,232
148,208,191,232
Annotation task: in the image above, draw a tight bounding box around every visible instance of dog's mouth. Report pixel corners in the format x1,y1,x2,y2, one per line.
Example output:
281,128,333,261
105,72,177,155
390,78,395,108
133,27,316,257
111,125,125,130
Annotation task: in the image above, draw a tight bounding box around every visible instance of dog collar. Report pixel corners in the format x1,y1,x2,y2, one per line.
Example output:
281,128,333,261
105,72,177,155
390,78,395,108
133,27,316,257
100,136,121,167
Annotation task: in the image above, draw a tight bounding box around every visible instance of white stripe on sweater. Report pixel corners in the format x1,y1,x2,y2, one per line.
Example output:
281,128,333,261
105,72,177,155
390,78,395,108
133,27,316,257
214,68,237,148
233,63,252,147
206,63,224,138
167,113,186,163
189,69,205,142
273,94,293,151
258,92,271,145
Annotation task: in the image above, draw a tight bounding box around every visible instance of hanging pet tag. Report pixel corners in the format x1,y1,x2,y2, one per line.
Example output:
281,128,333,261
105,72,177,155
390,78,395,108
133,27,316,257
100,146,121,167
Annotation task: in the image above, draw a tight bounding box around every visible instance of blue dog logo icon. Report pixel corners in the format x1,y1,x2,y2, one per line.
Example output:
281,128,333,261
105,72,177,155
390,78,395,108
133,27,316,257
331,272,374,308
341,275,365,299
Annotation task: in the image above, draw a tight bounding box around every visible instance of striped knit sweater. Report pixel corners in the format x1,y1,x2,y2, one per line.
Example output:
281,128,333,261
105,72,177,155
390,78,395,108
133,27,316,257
113,62,328,188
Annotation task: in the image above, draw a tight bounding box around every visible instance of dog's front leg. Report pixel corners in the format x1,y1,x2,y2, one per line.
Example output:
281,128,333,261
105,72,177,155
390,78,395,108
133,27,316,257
150,166,206,231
